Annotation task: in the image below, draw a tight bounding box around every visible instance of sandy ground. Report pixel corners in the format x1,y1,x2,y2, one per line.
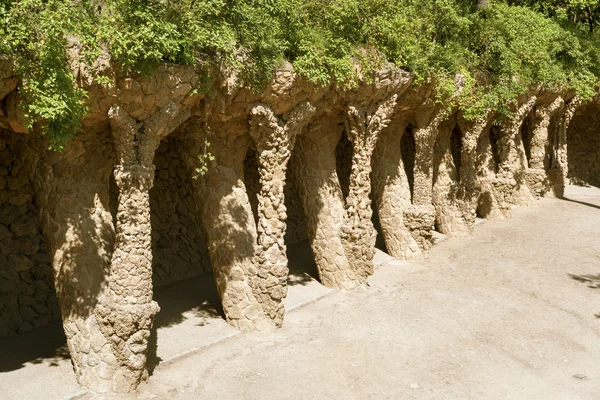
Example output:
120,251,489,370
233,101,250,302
1,186,599,400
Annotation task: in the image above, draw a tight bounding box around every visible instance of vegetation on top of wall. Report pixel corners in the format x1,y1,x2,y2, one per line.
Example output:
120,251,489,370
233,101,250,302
0,0,599,148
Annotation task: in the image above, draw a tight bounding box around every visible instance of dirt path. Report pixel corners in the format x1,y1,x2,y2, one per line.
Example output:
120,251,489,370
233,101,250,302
141,187,600,400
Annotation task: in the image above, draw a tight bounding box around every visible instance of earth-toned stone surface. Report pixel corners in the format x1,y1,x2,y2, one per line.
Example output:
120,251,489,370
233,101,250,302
0,59,598,394
0,186,598,400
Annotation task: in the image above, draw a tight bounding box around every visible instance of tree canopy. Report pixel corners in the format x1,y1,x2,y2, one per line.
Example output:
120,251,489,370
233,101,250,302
0,0,599,147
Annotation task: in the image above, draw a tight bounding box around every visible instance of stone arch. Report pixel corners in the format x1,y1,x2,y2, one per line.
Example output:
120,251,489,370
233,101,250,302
400,124,416,202
432,120,469,236
521,111,534,167
291,113,362,289
243,146,260,227
488,125,502,173
371,119,422,260
567,102,600,187
149,132,211,287
474,123,504,220
335,129,353,200
450,124,463,178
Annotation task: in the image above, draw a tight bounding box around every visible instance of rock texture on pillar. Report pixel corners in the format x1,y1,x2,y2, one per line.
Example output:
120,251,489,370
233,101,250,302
372,121,421,259
341,94,397,281
525,96,564,197
182,119,274,331
34,131,116,393
457,114,504,222
555,98,581,196
405,107,446,250
291,119,361,290
432,121,470,236
493,95,537,210
94,102,189,393
248,101,316,326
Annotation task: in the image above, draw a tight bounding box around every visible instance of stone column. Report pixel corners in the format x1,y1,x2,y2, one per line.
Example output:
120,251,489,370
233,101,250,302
94,102,189,393
493,95,537,210
548,98,580,197
341,95,397,281
524,96,565,196
248,102,316,326
182,119,275,331
456,114,504,222
33,132,116,393
372,121,421,259
292,119,361,290
432,121,470,236
404,107,445,250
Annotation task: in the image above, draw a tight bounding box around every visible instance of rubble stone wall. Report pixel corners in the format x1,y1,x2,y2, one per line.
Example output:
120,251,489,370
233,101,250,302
567,103,600,187
150,134,211,286
0,131,60,338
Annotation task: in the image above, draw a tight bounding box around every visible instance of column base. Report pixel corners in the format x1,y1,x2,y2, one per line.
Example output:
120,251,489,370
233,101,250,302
403,205,435,251
524,168,548,198
546,168,566,198
435,203,472,237
94,300,160,393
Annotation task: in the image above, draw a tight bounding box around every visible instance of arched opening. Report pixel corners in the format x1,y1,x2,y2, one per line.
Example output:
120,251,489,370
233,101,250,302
243,147,260,226
245,136,317,286
335,130,352,200
144,131,220,373
451,124,463,179
476,191,495,218
521,112,533,166
432,121,464,235
567,102,600,187
150,132,211,286
475,123,500,219
488,125,502,173
285,144,318,285
401,124,416,202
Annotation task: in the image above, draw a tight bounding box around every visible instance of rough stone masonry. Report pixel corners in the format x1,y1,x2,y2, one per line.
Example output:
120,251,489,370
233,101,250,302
0,56,599,394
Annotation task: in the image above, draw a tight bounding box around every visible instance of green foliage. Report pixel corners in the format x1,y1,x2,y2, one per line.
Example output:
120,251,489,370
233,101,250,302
0,0,599,146
0,0,90,149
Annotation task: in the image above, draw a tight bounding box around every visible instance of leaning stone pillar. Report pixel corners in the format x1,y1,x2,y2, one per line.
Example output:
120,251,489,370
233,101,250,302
94,102,189,393
432,120,470,236
456,114,504,222
525,96,564,196
548,98,580,197
182,119,275,331
292,119,360,289
404,108,445,250
493,95,537,209
34,133,116,393
372,121,421,259
248,102,315,326
341,95,397,281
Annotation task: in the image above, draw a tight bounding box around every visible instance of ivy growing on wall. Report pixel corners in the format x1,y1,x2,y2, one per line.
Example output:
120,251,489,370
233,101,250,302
0,0,599,148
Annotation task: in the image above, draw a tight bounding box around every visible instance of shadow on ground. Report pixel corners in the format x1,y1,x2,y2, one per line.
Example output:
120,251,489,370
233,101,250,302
147,273,224,373
0,321,69,373
568,273,600,318
562,197,600,210
287,240,320,286
0,240,322,376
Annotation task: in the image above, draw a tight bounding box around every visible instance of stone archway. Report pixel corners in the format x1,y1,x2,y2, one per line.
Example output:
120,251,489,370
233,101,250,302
149,133,211,287
567,102,600,187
